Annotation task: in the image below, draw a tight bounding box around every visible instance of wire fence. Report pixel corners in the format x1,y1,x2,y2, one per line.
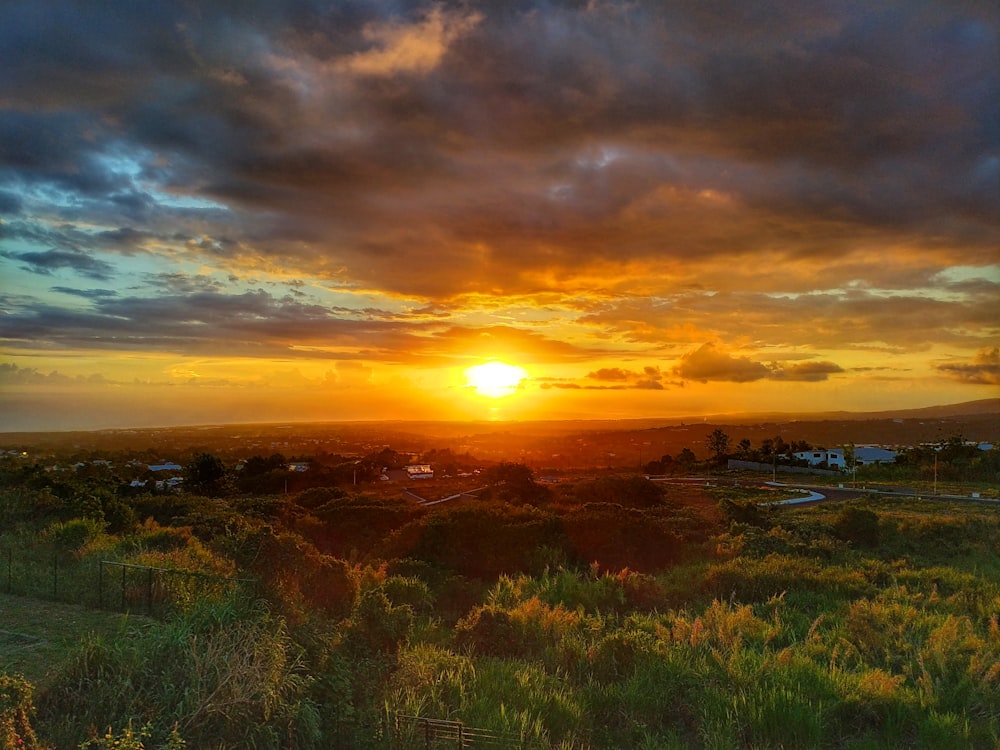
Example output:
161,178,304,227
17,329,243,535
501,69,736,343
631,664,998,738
1,547,255,618
390,714,544,749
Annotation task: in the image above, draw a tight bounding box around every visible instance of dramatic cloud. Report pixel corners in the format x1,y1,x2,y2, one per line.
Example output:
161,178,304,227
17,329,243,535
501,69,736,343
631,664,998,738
770,361,845,382
581,365,675,390
674,344,771,383
0,363,108,386
2,248,116,280
341,6,482,77
51,287,119,299
1,0,997,428
935,348,1000,386
673,344,845,383
588,368,633,382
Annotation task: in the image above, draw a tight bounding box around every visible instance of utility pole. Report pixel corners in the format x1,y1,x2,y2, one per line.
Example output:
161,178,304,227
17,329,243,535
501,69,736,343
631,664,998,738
933,452,937,495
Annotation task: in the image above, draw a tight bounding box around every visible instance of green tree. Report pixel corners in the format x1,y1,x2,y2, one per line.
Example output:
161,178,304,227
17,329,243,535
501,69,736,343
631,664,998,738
483,462,535,487
676,448,696,467
707,429,730,463
737,438,752,459
184,453,227,496
481,462,549,504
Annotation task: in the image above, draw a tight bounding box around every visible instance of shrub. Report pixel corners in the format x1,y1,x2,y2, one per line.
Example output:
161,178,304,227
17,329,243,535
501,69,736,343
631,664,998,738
45,518,106,554
341,589,414,656
38,598,319,750
0,673,41,750
833,505,881,547
380,576,433,613
573,476,665,508
118,521,193,554
390,644,475,718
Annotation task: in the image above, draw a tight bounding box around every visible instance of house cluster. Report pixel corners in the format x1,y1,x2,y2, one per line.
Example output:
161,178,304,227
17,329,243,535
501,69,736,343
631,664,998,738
378,464,440,481
792,441,994,470
792,446,899,469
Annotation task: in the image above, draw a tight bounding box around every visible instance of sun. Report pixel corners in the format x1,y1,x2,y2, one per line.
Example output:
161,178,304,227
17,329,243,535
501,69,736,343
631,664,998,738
465,361,528,398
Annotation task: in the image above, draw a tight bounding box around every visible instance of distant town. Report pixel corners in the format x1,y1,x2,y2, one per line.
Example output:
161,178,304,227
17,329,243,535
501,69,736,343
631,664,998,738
2,401,996,498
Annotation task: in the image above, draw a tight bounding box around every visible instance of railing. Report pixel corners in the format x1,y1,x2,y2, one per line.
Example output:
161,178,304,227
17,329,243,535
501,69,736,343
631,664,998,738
391,714,538,749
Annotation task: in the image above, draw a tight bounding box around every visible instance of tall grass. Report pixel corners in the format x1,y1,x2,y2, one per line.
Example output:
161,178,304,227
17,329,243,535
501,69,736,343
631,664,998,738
37,596,321,749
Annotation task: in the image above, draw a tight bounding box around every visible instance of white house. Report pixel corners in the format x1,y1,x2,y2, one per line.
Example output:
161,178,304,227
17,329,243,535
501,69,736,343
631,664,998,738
405,464,434,479
854,447,897,465
793,449,846,469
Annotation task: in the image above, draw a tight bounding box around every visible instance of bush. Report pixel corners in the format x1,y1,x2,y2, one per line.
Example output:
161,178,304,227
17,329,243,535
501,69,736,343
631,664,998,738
0,673,41,750
341,590,413,656
834,505,881,547
45,518,106,554
573,476,664,508
38,598,320,750
117,521,193,554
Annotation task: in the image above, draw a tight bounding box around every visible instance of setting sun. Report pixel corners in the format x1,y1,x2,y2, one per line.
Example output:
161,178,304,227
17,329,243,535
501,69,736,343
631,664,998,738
465,362,528,398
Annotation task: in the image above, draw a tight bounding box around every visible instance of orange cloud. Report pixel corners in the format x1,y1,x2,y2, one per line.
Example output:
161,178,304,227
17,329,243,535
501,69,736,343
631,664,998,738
935,347,1000,385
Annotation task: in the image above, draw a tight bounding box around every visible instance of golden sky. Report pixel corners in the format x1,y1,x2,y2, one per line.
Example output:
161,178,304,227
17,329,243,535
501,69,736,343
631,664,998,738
1,1,998,430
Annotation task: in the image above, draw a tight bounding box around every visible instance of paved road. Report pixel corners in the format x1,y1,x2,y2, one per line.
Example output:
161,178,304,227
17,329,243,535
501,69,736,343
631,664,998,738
649,475,996,506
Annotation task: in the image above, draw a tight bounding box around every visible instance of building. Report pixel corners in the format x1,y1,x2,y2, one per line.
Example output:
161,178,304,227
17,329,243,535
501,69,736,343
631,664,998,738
854,447,897,465
792,449,846,469
405,464,434,480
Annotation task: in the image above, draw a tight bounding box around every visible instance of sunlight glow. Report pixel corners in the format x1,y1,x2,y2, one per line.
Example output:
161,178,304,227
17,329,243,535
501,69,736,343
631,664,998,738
465,361,527,398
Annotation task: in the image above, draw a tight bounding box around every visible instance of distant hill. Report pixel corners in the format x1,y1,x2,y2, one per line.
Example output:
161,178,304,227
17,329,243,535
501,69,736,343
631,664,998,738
1,400,996,468
694,398,1000,425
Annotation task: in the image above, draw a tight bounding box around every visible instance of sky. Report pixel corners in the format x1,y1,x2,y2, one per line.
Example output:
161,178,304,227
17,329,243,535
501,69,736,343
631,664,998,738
1,0,998,431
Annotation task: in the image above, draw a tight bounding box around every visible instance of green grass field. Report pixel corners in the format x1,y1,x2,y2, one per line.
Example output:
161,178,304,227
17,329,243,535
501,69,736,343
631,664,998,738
0,593,145,688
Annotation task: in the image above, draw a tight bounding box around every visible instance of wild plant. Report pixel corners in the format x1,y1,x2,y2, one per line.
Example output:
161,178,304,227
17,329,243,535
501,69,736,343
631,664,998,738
37,596,321,750
0,673,41,750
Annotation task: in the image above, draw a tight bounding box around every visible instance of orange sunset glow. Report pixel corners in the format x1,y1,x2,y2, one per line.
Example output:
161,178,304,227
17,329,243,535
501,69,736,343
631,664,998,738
0,1,997,431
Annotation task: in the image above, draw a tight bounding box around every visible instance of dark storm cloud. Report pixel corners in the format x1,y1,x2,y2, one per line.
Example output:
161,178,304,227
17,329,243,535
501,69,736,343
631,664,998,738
2,0,996,299
0,190,23,214
0,288,408,357
1,248,116,280
1,0,997,397
0,287,594,364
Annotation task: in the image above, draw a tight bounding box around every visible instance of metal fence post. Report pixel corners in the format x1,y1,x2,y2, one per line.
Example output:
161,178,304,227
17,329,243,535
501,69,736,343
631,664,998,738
98,559,103,608
53,554,58,599
6,549,11,593
121,563,127,610
147,566,154,615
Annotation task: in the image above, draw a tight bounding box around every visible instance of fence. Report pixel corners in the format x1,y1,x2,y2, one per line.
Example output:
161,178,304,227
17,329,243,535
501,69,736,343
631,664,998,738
727,459,841,477
390,714,542,749
96,560,256,617
2,548,255,618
